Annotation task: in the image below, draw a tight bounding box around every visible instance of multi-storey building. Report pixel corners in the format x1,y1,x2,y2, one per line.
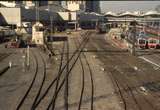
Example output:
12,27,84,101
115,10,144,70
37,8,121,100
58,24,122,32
66,1,100,13
85,1,100,13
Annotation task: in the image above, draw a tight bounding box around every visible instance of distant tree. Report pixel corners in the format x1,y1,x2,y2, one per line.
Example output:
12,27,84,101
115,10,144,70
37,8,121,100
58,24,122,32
155,5,160,12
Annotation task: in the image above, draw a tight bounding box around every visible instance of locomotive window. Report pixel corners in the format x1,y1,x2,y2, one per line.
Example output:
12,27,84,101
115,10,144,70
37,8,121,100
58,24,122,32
139,40,146,44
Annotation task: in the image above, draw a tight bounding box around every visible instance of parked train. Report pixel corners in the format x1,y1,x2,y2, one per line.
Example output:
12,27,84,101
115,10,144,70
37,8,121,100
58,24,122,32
137,37,160,49
96,23,107,33
96,22,111,33
5,39,28,48
0,27,16,43
148,37,160,49
0,27,15,37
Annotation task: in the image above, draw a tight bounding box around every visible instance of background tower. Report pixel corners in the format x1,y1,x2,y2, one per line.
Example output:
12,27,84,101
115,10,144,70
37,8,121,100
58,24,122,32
85,1,101,13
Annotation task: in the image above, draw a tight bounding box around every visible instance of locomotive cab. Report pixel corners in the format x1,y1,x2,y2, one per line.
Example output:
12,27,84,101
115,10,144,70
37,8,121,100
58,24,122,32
137,38,147,49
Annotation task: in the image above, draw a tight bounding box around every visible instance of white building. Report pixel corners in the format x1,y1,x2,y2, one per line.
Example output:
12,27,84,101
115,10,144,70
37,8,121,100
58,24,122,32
66,1,86,12
32,22,44,45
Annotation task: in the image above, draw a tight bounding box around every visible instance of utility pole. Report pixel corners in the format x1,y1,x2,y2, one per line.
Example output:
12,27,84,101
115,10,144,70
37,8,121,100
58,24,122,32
130,20,137,56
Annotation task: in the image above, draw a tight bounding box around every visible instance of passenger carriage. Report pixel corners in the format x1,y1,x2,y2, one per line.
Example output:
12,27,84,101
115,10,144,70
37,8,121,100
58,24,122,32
148,37,159,49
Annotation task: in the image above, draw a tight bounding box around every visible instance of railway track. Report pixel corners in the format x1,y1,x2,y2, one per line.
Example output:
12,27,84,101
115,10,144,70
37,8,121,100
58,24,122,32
46,41,66,110
16,49,39,110
103,53,154,110
16,49,47,110
14,31,160,110
0,53,11,62
31,51,47,109
0,52,15,76
75,37,94,110
108,49,156,110
46,32,91,110
115,54,159,110
87,33,158,110
111,47,160,110
15,31,93,110
64,39,69,110
75,40,85,110
0,66,9,76
110,68,142,110
30,31,92,110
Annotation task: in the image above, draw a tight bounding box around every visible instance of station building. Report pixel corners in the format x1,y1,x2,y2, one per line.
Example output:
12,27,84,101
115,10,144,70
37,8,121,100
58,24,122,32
104,10,160,29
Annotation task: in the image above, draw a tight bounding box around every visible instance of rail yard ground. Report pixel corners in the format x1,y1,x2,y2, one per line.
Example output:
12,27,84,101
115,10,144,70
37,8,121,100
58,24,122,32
0,30,160,110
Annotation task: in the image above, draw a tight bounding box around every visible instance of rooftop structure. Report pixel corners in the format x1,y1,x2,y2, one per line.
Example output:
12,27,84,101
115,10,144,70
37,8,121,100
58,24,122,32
66,1,86,12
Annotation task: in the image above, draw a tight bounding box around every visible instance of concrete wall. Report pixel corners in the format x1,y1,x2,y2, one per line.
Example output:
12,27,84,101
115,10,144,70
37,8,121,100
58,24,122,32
0,7,21,26
71,12,77,21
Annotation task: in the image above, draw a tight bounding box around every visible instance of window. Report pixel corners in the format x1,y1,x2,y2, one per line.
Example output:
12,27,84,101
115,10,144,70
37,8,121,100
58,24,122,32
149,40,157,43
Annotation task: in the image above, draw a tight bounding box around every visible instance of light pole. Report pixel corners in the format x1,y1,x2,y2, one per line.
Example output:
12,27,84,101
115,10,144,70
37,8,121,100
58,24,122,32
26,45,30,69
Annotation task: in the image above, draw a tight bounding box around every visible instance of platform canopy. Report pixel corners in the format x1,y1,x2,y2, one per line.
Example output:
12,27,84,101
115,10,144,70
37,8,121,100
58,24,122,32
118,11,138,17
104,11,117,17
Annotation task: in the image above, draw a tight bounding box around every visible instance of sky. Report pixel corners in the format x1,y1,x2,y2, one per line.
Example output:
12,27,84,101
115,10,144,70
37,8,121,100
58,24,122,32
100,1,160,13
